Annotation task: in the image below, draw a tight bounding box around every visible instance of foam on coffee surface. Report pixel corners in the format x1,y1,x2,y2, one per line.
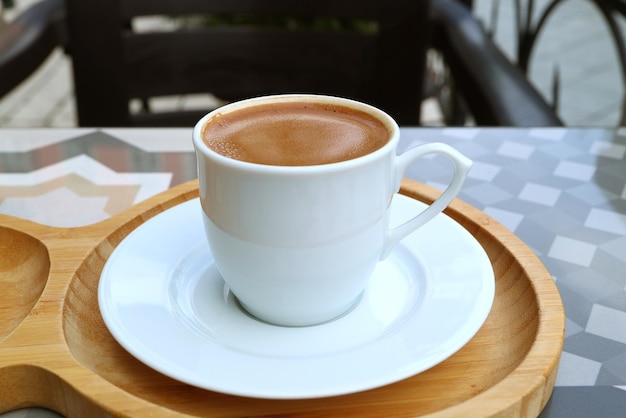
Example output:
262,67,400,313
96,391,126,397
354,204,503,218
202,102,390,166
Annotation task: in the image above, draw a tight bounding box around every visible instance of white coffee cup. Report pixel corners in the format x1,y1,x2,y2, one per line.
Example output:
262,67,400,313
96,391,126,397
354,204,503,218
193,94,472,326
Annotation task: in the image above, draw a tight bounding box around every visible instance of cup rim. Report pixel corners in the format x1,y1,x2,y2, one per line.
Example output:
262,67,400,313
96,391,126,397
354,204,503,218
192,94,400,174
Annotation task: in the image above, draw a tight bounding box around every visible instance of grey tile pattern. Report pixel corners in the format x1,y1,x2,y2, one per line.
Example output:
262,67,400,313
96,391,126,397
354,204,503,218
0,409,62,418
400,127,626,386
539,386,626,418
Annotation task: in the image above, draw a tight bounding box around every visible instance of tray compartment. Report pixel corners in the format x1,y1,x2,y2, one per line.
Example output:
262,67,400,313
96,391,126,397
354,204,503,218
0,226,50,341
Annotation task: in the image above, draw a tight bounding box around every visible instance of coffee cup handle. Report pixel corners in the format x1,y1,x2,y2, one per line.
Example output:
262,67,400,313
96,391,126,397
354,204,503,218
381,142,473,259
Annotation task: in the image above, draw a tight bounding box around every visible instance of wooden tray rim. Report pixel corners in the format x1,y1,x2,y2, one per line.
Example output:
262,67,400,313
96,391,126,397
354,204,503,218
0,178,566,417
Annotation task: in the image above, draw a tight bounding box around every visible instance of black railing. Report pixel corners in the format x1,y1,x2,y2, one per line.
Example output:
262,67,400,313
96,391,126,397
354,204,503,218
484,0,626,125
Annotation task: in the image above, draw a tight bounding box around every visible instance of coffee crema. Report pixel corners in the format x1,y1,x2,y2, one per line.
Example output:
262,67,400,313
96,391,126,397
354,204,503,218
201,101,391,166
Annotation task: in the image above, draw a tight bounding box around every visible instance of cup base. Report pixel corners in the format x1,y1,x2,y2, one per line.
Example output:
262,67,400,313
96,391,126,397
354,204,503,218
234,291,364,328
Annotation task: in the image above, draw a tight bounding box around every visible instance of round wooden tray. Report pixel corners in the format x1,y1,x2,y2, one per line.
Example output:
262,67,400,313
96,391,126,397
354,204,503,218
0,179,565,417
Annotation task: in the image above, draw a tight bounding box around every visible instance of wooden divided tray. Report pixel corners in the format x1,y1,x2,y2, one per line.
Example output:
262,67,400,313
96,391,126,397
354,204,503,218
0,179,565,417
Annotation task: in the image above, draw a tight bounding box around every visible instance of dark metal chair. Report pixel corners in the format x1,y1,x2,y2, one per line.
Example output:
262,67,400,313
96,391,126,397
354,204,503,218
64,0,432,126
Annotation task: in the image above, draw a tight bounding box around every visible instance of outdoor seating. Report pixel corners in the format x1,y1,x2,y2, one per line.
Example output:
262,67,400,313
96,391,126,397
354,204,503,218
0,0,562,127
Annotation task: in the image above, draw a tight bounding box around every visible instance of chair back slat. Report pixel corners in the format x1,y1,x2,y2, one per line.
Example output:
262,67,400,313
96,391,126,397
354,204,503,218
120,0,382,19
124,29,377,100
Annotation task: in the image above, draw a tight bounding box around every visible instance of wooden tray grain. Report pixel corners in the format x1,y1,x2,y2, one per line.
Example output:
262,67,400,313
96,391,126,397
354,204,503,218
0,179,565,418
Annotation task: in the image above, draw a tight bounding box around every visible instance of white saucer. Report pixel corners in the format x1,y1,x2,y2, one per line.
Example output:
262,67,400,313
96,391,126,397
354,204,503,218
98,194,494,399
